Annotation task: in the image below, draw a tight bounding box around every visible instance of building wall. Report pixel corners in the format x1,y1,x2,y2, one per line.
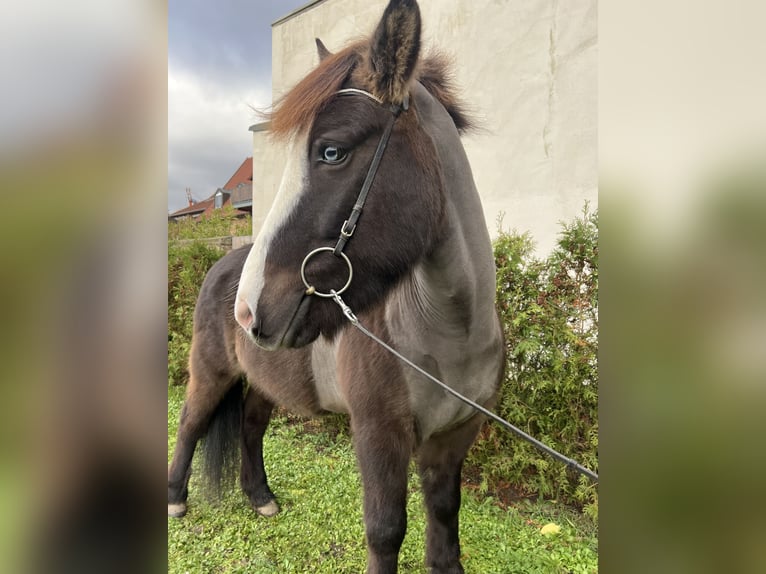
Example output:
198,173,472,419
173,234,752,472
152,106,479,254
255,0,596,254
250,125,282,236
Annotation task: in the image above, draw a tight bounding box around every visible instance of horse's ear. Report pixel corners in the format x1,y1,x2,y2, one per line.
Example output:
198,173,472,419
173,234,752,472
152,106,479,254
315,38,332,62
367,0,421,105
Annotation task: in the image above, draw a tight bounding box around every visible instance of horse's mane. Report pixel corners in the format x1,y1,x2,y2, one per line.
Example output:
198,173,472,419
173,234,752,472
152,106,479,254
268,42,474,140
416,51,474,134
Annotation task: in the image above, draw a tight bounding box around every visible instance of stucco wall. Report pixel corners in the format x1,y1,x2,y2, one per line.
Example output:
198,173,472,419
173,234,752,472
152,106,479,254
255,0,596,254
250,124,282,237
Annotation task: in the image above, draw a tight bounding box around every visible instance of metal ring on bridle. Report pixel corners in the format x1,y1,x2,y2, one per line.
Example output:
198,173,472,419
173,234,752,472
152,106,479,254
300,247,353,298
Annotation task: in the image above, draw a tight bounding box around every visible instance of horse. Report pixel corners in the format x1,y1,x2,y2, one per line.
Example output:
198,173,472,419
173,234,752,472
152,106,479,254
167,1,505,572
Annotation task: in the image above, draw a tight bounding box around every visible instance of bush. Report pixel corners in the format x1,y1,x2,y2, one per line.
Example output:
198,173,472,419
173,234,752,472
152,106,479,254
168,205,250,384
469,204,598,517
168,205,251,241
168,242,225,385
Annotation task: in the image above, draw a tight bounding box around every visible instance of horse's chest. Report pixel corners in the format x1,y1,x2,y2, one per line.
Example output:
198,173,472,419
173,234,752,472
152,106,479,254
307,333,489,440
310,336,348,414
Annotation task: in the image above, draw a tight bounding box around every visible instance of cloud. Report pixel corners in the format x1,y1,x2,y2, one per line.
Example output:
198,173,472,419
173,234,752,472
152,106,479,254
167,66,270,211
167,1,310,212
167,0,306,97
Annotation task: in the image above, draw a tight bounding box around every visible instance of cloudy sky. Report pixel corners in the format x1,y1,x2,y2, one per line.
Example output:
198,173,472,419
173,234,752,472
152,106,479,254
168,0,308,213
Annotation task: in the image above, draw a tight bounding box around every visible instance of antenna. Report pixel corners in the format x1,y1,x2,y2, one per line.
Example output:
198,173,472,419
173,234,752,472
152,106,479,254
185,187,195,206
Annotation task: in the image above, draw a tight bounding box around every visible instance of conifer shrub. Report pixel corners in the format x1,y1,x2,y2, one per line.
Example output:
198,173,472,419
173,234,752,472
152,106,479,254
168,242,225,385
469,205,598,517
168,205,251,240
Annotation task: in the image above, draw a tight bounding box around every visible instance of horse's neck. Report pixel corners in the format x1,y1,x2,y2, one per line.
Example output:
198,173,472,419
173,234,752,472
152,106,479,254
390,186,497,342
389,83,498,339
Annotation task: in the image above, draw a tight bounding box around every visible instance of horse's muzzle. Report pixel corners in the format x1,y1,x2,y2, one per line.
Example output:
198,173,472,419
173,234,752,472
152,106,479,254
234,298,255,332
235,292,316,350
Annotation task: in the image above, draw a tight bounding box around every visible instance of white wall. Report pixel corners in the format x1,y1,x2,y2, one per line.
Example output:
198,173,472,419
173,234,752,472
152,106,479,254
255,0,597,254
250,124,281,237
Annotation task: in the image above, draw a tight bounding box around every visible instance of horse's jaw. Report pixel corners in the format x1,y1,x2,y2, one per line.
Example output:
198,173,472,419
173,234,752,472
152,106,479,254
279,294,318,349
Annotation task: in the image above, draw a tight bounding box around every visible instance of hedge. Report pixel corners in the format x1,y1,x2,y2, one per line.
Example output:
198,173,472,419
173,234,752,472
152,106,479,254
168,205,252,240
167,241,225,386
468,204,598,516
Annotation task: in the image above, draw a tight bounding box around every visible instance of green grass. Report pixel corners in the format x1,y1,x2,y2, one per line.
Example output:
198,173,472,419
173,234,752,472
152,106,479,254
168,385,597,573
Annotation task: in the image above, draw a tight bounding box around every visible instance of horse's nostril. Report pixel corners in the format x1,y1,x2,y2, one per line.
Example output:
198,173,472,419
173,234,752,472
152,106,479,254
235,298,254,331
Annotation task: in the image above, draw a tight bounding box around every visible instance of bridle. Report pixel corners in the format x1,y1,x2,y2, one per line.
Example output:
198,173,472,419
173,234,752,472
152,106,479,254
300,88,408,297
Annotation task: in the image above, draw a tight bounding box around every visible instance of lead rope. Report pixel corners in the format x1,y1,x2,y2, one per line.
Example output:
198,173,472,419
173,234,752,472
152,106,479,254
329,289,599,483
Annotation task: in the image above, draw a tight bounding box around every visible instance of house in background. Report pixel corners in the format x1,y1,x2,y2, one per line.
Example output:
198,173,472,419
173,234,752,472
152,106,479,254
225,158,254,215
168,157,253,221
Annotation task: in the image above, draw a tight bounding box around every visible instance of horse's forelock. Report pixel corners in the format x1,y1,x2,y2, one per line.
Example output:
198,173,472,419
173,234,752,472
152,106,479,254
268,43,364,140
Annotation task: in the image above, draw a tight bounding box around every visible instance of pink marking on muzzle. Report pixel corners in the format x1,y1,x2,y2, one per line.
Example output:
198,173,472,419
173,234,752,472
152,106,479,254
235,297,254,331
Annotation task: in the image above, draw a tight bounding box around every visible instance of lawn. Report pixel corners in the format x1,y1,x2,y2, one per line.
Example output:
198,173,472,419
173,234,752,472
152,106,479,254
168,385,597,573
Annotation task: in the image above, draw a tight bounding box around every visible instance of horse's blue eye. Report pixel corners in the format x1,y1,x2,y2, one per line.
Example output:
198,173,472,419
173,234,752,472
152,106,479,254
321,145,346,164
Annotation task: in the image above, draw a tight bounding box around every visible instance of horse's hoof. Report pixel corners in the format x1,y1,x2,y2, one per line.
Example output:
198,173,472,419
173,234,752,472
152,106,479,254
168,502,187,518
256,500,280,517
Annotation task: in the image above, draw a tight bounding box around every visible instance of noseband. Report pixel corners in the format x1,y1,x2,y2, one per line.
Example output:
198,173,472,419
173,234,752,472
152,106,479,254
300,89,408,298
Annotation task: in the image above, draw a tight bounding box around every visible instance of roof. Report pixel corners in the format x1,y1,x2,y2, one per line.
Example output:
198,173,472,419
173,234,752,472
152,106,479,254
168,200,209,218
272,0,328,27
222,157,252,191
168,157,252,219
249,121,271,132
168,196,217,219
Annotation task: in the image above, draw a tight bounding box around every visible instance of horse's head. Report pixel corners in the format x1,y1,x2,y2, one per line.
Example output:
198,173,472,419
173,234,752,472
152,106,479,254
235,0,468,350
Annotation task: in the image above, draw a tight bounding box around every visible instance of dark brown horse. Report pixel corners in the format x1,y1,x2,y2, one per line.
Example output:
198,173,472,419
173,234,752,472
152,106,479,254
168,1,504,572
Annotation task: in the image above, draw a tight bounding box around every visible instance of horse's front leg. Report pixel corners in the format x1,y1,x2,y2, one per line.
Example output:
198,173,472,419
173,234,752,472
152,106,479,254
417,413,485,574
353,415,413,574
340,325,415,574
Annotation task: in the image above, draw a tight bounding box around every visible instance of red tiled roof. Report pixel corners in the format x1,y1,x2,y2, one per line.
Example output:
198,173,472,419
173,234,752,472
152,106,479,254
169,157,252,219
168,196,217,219
222,157,252,191
168,194,249,220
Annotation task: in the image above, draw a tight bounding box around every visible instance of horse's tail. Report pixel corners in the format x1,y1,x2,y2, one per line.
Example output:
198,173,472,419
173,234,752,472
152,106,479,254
200,379,244,500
